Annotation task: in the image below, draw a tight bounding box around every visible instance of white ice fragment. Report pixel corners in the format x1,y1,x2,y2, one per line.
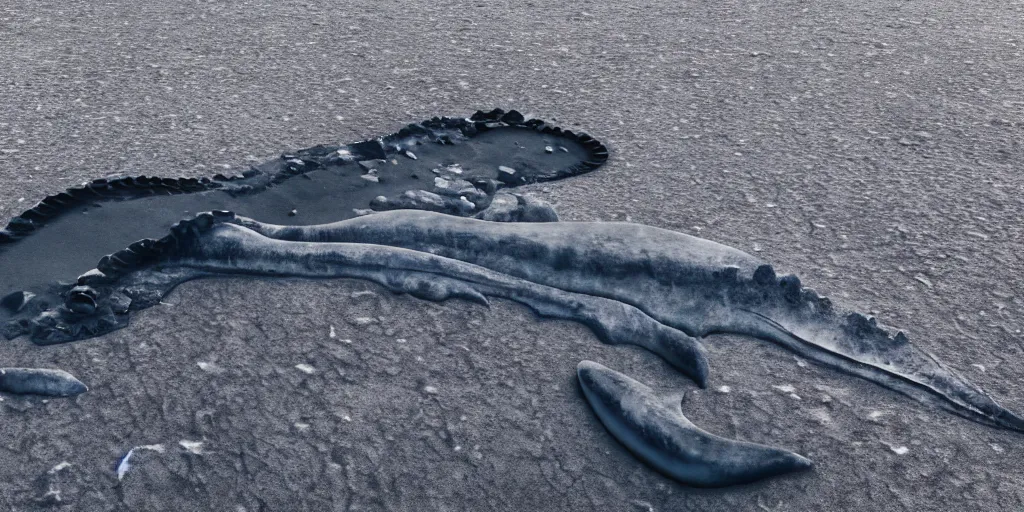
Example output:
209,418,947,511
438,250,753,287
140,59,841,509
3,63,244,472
179,440,206,455
48,461,72,474
329,325,337,339
914,274,933,288
360,174,379,183
295,364,316,375
717,385,731,393
788,393,802,400
197,361,223,373
773,384,796,394
497,165,516,175
991,443,1004,453
294,423,310,432
890,445,909,455
423,385,439,395
868,410,885,421
971,363,986,372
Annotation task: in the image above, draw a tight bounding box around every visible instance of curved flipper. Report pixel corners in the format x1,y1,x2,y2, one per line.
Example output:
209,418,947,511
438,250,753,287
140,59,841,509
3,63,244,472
576,360,811,487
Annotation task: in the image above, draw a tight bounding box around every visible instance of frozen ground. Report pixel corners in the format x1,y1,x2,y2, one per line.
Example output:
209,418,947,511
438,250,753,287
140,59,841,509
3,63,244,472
1,0,1023,509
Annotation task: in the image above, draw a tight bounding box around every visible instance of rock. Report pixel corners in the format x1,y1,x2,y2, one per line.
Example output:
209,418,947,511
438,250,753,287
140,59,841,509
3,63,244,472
371,190,451,213
433,177,481,199
0,290,33,313
497,165,521,185
348,317,377,327
516,194,559,222
404,150,417,160
474,193,520,222
357,160,380,171
457,196,476,214
108,291,132,314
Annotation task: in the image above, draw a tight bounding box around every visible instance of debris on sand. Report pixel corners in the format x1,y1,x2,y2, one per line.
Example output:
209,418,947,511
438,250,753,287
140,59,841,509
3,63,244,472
116,444,166,481
888,444,909,455
196,361,224,374
913,274,933,288
348,316,377,327
179,440,206,455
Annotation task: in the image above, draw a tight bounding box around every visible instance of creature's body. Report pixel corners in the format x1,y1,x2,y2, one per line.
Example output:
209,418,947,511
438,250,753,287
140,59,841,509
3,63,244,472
226,210,1024,432
0,110,1019,487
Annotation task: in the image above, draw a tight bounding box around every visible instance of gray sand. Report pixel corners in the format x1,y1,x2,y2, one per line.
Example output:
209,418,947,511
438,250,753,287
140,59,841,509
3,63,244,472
1,0,1022,510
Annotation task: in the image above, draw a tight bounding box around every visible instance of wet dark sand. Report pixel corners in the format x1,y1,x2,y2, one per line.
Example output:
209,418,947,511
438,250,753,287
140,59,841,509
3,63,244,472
0,126,591,304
